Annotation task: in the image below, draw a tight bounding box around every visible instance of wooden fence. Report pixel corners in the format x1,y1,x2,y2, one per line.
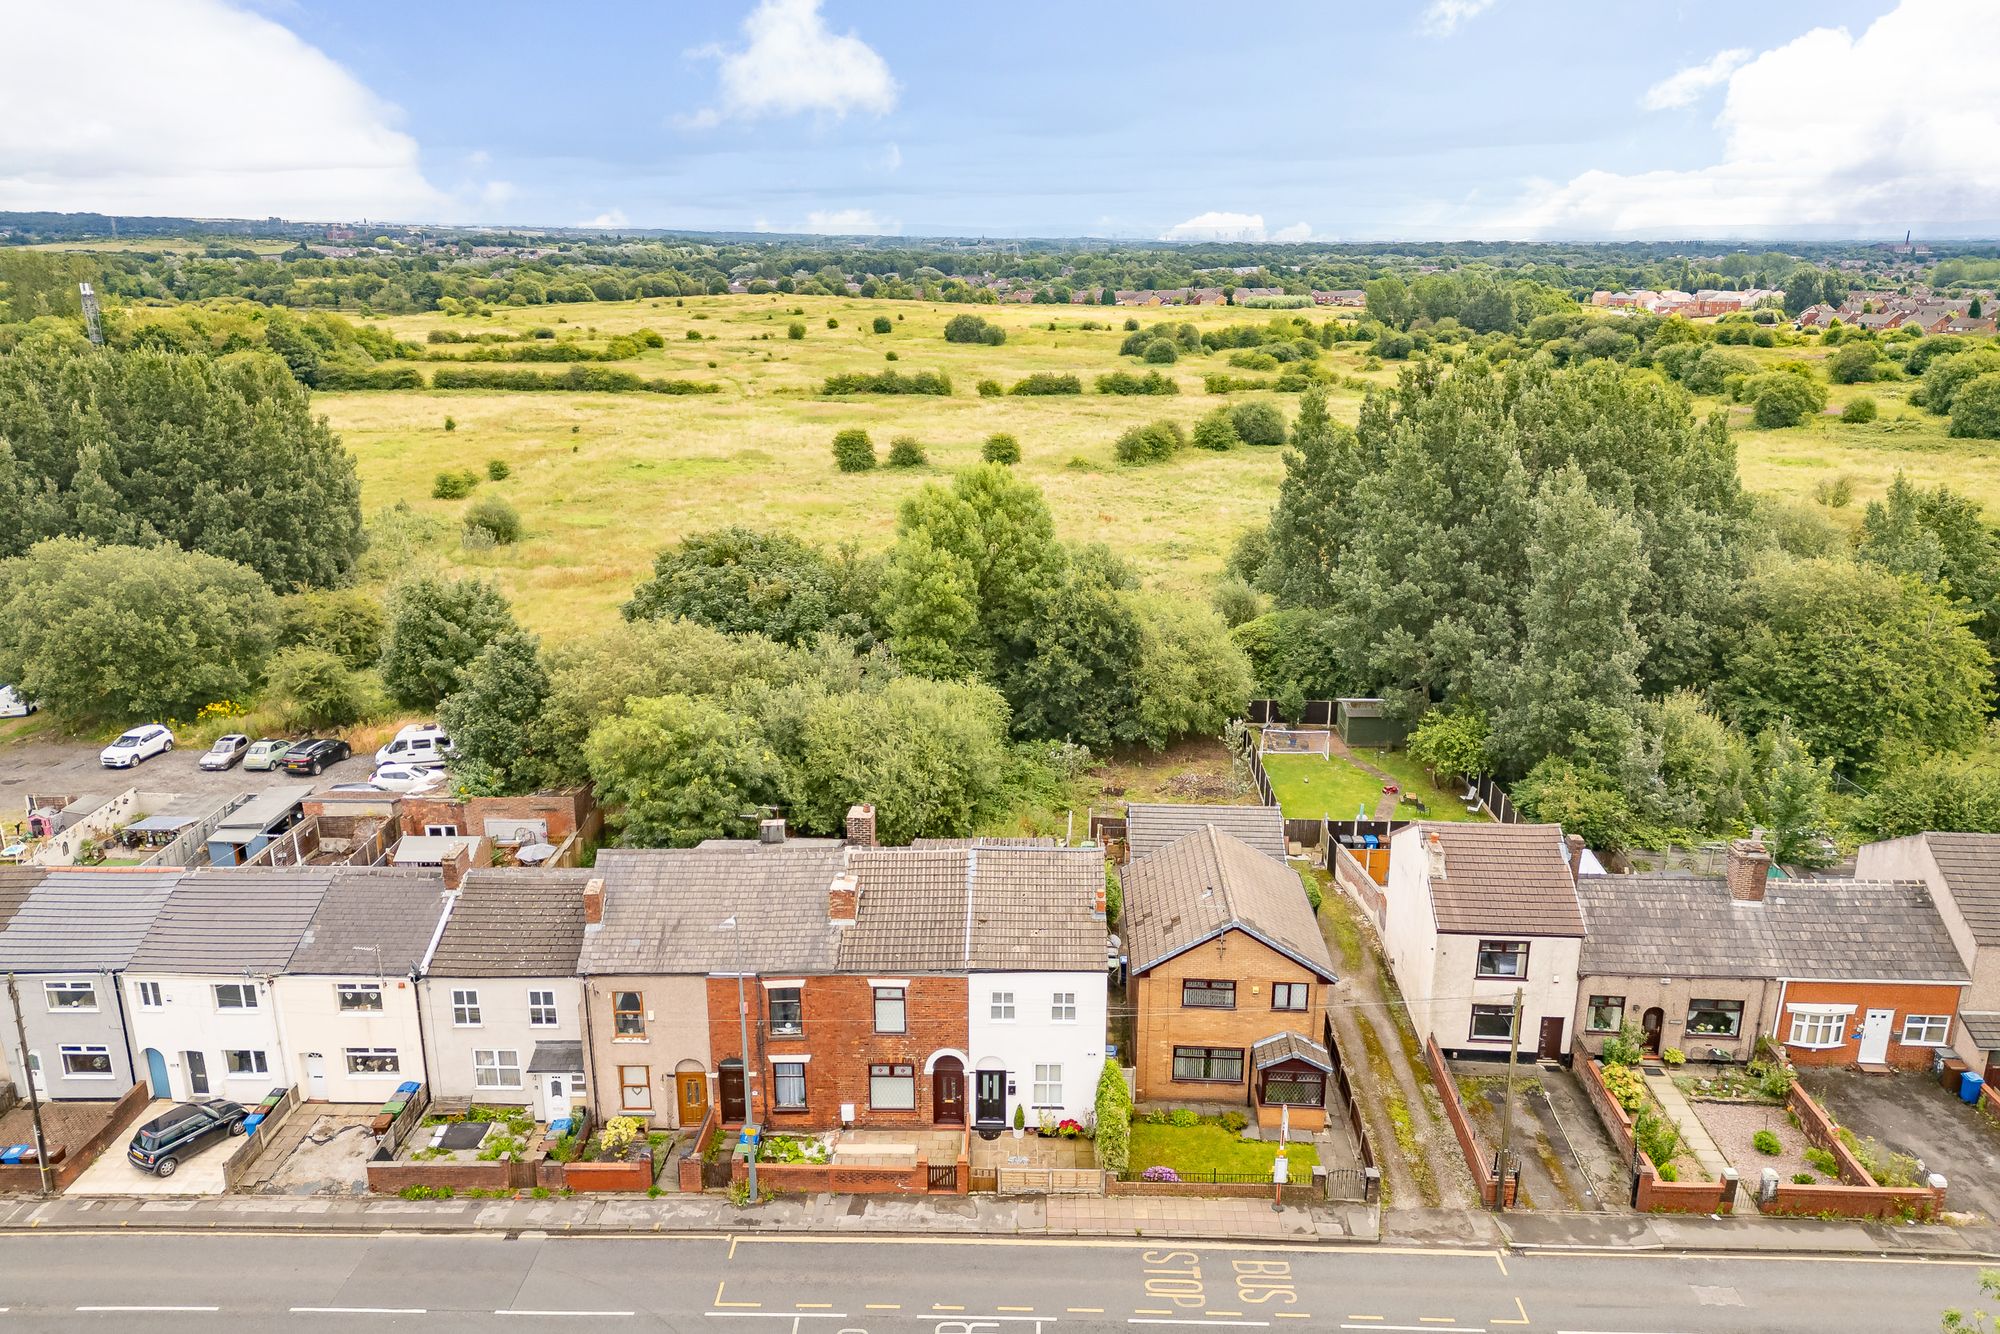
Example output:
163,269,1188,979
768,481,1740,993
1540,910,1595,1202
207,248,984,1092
1247,699,1337,727
997,1166,1102,1195
1322,1016,1381,1204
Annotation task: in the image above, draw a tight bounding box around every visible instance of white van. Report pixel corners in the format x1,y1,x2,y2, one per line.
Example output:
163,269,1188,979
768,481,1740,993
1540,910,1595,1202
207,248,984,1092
375,722,453,769
0,685,34,718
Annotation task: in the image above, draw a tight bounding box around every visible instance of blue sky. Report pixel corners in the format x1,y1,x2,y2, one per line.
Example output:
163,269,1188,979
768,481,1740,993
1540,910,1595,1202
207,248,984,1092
6,0,1997,239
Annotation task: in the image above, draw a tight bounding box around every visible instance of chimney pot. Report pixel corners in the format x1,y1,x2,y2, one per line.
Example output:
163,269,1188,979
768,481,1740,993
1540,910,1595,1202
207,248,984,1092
583,876,605,926
1092,879,1107,918
758,818,786,846
845,803,877,849
827,871,859,926
1726,838,1772,902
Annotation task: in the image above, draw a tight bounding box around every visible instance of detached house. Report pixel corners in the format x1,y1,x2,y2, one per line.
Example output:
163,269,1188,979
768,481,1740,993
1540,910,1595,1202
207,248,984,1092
1382,823,1586,1061
1125,826,1337,1128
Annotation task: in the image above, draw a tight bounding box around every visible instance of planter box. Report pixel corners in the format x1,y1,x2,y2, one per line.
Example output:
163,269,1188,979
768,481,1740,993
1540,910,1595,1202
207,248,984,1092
565,1155,653,1193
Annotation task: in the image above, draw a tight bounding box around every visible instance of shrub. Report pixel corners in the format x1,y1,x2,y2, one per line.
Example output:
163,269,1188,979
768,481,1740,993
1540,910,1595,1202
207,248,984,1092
885,351,899,361
1011,372,1082,395
1114,420,1187,465
1634,1109,1681,1168
1601,1063,1646,1114
432,469,479,499
1142,340,1178,364
1804,1146,1838,1175
1756,1063,1795,1100
1600,1024,1644,1068
685,329,702,340
443,416,457,432
825,317,838,330
981,433,1021,465
1841,395,1879,423
871,316,892,334
1219,1110,1247,1133
1124,317,1139,330
1095,370,1180,396
787,322,805,340
821,369,951,395
831,428,875,472
1230,400,1288,445
944,314,1006,345
601,1116,641,1155
1192,406,1241,451
485,458,511,481
977,379,1003,397
1753,1129,1782,1156
1950,373,2000,439
1656,1162,1679,1182
1791,1171,1816,1184
463,495,522,545
1661,1046,1687,1067
1167,1108,1199,1128
1141,1165,1180,1182
1750,371,1829,427
267,645,367,729
887,436,927,467
1294,866,1323,913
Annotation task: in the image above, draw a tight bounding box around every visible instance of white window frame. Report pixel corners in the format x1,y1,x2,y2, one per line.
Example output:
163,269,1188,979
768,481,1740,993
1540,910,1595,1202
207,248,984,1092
136,981,164,1010
1902,1014,1951,1046
473,1048,522,1089
424,823,459,837
1786,1004,1854,1050
59,1044,114,1079
1033,1063,1063,1108
772,1060,808,1110
528,988,558,1028
990,991,1015,1021
44,979,98,1012
213,982,259,1011
345,1047,401,1076
618,1063,652,1111
1051,992,1077,1023
452,988,482,1027
336,982,384,1013
223,1049,269,1077
873,986,907,1035
869,1062,915,1110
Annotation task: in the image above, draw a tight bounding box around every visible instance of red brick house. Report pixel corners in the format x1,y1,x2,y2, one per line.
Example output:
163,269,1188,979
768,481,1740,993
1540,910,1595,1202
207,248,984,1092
399,787,596,858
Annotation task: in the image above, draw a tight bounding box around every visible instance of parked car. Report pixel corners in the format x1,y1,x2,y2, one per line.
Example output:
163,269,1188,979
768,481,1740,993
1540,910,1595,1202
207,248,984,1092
0,685,36,718
242,738,295,772
369,762,447,794
100,724,174,768
126,1099,247,1178
375,723,453,769
197,734,251,771
282,737,353,776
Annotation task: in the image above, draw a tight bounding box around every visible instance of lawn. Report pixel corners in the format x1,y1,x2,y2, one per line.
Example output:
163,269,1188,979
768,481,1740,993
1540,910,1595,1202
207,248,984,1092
1129,1118,1319,1181
1262,751,1383,821
1354,747,1488,823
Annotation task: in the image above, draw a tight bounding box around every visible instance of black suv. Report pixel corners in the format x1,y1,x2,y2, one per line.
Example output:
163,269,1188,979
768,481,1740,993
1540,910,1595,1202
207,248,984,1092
282,737,353,776
127,1099,248,1177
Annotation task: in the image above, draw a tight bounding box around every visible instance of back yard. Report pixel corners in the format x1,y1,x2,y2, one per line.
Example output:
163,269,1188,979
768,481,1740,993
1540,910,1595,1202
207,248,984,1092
1263,746,1489,823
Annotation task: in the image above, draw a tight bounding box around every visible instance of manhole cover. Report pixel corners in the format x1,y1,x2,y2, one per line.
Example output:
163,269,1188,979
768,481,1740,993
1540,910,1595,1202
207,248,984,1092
439,1122,489,1151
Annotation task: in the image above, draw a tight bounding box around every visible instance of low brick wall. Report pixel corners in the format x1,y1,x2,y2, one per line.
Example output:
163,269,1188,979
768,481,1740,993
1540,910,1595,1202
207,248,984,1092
366,1156,538,1194
1571,1042,1734,1215
1425,1037,1515,1208
222,1085,301,1192
678,1108,718,1192
0,1083,150,1193
565,1154,653,1193
1786,1083,1875,1186
1758,1082,1944,1221
732,1158,932,1195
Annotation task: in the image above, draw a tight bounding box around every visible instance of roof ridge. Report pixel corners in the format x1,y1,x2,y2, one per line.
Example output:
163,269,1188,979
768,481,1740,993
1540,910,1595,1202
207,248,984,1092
1206,824,1240,929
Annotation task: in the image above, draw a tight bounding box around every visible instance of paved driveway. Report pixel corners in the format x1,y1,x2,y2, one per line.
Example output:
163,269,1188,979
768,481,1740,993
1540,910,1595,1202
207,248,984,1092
64,1098,240,1197
0,732,374,817
1802,1068,2000,1220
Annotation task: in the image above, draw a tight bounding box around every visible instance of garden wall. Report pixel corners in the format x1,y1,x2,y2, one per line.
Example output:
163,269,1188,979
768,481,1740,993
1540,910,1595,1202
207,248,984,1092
1108,1179,1318,1203
1424,1036,1515,1208
366,1156,538,1194
222,1085,301,1192
0,1083,148,1193
565,1155,653,1193
1761,1082,1945,1221
1570,1041,1734,1215
678,1109,717,1193
732,1158,931,1194
1331,844,1387,930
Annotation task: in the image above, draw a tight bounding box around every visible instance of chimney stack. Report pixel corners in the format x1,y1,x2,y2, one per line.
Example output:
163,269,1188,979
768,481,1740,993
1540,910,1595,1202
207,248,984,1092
1726,839,1772,902
1565,833,1586,881
827,871,858,926
440,843,471,892
758,818,786,846
845,803,877,849
583,876,605,926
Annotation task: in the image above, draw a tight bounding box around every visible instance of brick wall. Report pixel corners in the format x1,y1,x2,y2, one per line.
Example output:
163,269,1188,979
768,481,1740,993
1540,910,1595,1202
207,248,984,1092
1107,1179,1318,1203
1779,980,1963,1069
1424,1036,1514,1208
1754,1081,1945,1220
1133,934,1328,1103
1570,1041,1733,1215
0,1083,152,1193
366,1157,537,1193
1331,844,1387,931
732,1157,935,1195
401,788,592,845
564,1155,654,1192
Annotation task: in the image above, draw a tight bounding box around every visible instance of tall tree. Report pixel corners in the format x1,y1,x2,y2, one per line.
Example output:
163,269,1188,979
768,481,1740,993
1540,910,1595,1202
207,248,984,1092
585,694,781,847
379,574,519,708
1754,719,1835,868
1261,385,1360,607
439,632,555,795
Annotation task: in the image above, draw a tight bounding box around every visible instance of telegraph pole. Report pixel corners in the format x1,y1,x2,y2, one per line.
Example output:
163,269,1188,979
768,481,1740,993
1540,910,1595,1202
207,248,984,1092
7,973,53,1196
1492,986,1523,1213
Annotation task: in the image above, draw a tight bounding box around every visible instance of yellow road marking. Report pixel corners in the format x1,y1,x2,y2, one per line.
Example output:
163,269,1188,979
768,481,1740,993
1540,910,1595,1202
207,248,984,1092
1068,1309,1105,1315
712,1282,760,1309
729,1236,740,1261
1493,1252,1507,1277
1208,1312,1243,1318
1492,1296,1530,1325
1275,1315,1312,1321
998,1307,1035,1313
797,1304,832,1310
1135,1310,1173,1317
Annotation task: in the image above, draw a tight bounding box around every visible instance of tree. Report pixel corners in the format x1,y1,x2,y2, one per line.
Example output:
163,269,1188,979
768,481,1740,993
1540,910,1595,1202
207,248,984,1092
1921,349,2000,415
981,433,1021,465
266,645,367,729
1826,341,1885,384
1652,689,1752,832
878,529,981,677
1126,593,1255,751
1230,400,1287,446
1950,373,2000,440
277,588,385,668
1749,371,1829,427
585,694,781,846
871,316,892,334
1754,719,1835,868
1114,420,1185,464
0,538,275,728
1858,473,2000,653
1512,758,1636,852
1003,549,1138,748
463,495,521,545
1406,705,1492,780
439,631,555,794
1862,745,2000,838
379,574,518,708
1262,386,1359,607
622,527,852,645
943,314,1004,345
832,428,876,472
1364,274,1413,329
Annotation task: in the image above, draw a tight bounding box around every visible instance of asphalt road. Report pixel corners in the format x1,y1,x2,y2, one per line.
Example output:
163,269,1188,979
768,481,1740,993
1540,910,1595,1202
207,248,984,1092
0,1233,1986,1333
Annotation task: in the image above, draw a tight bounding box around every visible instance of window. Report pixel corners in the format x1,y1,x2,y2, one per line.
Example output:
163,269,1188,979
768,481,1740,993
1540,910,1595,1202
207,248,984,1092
45,979,97,1011
1261,1070,1326,1106
136,981,163,1009
1903,1014,1952,1046
768,987,803,1035
1475,941,1529,980
59,1044,113,1078
1585,995,1625,1033
423,823,459,837
1787,1008,1849,1049
1171,1047,1245,1083
869,1062,915,1109
1182,979,1236,1010
1685,998,1745,1038
613,991,644,1037
1051,992,1077,1022
619,1064,652,1111
1033,1063,1063,1107
1272,982,1310,1012
990,991,1015,1021
773,1060,807,1110
473,1049,522,1089
1469,1004,1516,1041
213,983,258,1011
346,1048,400,1075
336,983,383,1013
224,1049,269,1076
452,989,481,1026
528,989,558,1028
873,987,907,1034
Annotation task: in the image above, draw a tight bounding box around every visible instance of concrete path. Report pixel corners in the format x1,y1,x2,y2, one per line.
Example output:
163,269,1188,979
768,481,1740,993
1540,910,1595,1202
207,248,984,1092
1646,1066,1732,1180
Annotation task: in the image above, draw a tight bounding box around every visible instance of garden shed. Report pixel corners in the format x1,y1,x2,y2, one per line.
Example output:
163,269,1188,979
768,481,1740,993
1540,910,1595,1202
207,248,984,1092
1336,698,1406,748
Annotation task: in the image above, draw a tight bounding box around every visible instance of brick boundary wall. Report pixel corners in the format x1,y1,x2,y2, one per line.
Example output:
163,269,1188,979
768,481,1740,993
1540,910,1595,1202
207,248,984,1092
1107,1178,1319,1203
0,1082,151,1193
1424,1036,1515,1208
367,1156,539,1194
1570,1041,1734,1215
731,1158,932,1195
1760,1081,1945,1221
678,1110,717,1193
564,1154,654,1193
222,1085,302,1192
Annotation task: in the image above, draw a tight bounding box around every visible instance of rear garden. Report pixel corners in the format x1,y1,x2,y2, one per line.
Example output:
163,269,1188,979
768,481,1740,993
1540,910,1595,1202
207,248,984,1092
1262,745,1489,824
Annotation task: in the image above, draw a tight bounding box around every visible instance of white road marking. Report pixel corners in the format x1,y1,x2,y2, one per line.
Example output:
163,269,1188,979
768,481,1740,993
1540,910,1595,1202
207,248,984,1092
705,1314,850,1321
1337,1327,1483,1333
496,1311,634,1318
291,1308,429,1315
76,1307,221,1313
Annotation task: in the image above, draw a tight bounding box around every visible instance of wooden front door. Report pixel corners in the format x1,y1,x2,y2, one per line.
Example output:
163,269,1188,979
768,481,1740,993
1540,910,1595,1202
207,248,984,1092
933,1058,965,1125
719,1062,747,1123
1537,1016,1565,1062
677,1070,709,1126
1641,1007,1664,1055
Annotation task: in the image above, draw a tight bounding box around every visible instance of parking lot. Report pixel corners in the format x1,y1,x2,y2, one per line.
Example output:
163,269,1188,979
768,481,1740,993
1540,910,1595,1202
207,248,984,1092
1802,1067,2000,1221
0,729,375,819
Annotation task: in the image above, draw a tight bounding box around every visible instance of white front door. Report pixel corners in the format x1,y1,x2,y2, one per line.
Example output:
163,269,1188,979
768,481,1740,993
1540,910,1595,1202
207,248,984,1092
305,1052,328,1099
25,1051,45,1100
1859,1009,1895,1064
542,1074,572,1121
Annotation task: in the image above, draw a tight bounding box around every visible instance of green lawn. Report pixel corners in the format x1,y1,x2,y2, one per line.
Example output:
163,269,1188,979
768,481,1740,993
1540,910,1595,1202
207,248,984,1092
1129,1119,1320,1180
1261,751,1382,821
1355,748,1489,823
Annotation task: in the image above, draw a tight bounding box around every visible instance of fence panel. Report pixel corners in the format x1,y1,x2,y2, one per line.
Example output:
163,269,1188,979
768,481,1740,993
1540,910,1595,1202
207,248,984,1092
1322,1167,1369,1202
997,1166,1103,1195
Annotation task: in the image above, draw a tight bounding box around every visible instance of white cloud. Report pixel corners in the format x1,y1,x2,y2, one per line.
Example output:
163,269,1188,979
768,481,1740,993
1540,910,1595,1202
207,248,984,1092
685,0,896,126
477,180,516,208
1420,0,1495,37
0,0,445,221
804,208,897,235
1159,211,1269,242
1495,0,2000,236
1640,48,1751,110
579,209,630,229
1270,221,1313,243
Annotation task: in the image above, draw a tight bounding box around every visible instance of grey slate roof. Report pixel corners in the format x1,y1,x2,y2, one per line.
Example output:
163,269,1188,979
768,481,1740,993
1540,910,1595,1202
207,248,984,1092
286,867,452,976
0,867,45,937
127,868,334,974
583,846,850,974
0,868,183,971
1914,833,2000,945
836,846,1105,973
1961,1012,2000,1050
426,868,590,978
1124,826,1336,981
1577,874,1969,983
909,836,1060,850
528,1040,584,1073
1252,1031,1332,1072
1418,823,1586,938
1126,803,1287,862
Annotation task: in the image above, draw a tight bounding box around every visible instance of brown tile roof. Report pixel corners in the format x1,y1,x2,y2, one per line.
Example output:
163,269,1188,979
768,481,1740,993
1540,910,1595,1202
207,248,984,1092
425,868,590,977
1252,1031,1332,1071
1124,826,1335,981
1417,823,1585,937
836,846,1105,973
1126,803,1286,862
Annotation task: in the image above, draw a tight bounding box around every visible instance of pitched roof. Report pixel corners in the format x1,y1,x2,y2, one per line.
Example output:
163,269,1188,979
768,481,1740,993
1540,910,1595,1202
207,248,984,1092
582,846,848,974
286,868,452,976
0,869,183,971
1577,874,1967,983
0,867,45,937
426,868,590,977
1126,803,1287,862
1415,823,1585,937
128,868,335,973
1911,833,2000,945
1252,1031,1332,1072
1124,826,1335,981
836,846,1105,973
1961,1012,2000,1049
909,836,1060,850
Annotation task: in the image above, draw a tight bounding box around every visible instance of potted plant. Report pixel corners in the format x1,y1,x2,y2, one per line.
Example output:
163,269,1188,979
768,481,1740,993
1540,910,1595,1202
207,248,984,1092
1012,1104,1026,1140
1038,1111,1058,1138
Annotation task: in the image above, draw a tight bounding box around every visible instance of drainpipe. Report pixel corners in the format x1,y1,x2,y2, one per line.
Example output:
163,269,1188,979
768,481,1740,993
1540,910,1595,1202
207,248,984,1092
1771,978,1790,1048
265,969,295,1101
110,967,137,1091
578,975,598,1126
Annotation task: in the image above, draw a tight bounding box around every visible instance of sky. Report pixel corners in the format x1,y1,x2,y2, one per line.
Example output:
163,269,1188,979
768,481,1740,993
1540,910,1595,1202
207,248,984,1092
4,0,1998,241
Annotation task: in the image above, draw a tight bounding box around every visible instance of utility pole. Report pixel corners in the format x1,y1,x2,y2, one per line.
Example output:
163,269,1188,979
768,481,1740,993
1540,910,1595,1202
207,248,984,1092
1492,986,1523,1213
6,973,52,1196
720,915,756,1203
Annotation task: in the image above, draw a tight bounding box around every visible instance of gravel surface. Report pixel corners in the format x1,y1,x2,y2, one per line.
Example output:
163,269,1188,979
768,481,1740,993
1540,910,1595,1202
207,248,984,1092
1692,1098,1815,1182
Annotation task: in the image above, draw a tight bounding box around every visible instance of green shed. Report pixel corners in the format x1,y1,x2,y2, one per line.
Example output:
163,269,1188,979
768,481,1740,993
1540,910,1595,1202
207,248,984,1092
1336,697,1406,748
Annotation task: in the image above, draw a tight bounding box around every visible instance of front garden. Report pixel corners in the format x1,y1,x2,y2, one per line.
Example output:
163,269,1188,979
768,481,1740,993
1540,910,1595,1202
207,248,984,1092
1127,1108,1319,1183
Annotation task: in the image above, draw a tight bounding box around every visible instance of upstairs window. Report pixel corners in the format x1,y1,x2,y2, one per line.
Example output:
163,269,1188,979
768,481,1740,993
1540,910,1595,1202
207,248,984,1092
1475,941,1529,980
1182,979,1235,1010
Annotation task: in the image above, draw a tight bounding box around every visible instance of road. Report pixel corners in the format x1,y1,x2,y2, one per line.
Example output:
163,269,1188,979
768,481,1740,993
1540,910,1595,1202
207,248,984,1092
0,1233,1986,1333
